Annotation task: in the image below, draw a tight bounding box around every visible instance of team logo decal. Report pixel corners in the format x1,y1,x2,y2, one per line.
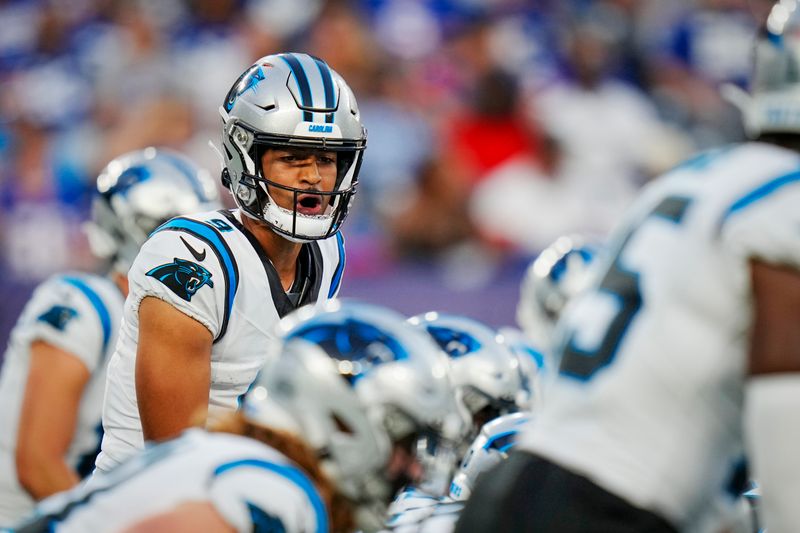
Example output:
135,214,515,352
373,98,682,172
224,64,270,112
37,305,78,330
146,258,214,302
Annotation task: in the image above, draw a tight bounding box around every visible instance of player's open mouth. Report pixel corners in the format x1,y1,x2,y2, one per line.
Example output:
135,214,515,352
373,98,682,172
296,193,324,216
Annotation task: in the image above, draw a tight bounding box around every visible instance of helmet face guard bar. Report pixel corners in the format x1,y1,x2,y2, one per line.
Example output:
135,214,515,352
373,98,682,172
238,170,357,239
225,119,365,241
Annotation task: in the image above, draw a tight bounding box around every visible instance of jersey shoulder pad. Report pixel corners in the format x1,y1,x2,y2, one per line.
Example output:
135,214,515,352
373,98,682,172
209,446,328,533
719,164,800,270
26,273,119,370
130,217,239,340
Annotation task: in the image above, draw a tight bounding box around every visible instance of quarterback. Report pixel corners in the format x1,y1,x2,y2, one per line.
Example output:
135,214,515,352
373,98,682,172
95,53,367,473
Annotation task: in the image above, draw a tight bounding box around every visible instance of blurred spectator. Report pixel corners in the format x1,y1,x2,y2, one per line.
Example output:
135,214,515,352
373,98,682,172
0,119,92,280
386,157,474,257
0,0,760,322
642,0,756,147
533,19,689,233
445,67,547,186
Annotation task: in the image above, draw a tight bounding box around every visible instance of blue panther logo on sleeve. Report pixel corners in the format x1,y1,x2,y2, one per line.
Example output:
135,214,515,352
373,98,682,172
37,305,78,331
146,258,214,302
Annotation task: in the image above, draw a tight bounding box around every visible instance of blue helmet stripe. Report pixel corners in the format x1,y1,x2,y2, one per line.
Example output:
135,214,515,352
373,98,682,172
280,54,314,122
328,231,345,298
214,459,328,533
482,429,519,451
313,57,336,124
152,218,239,341
61,276,112,353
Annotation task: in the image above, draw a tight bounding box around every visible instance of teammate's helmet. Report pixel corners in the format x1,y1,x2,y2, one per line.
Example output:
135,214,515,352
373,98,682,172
497,326,547,412
448,412,531,501
219,52,367,242
407,312,528,432
723,0,800,137
243,300,466,528
517,234,599,348
85,147,221,274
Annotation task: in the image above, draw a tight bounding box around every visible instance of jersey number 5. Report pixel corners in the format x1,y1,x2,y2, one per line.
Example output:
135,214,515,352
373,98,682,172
559,195,692,380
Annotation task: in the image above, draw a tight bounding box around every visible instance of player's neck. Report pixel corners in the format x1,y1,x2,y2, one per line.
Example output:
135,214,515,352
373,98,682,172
241,215,302,290
111,271,129,297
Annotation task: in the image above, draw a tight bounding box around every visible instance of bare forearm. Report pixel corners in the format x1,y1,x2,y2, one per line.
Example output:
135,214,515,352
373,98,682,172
137,372,210,441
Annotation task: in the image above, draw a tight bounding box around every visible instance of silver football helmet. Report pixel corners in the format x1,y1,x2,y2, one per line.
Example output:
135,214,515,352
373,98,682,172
85,147,221,274
517,234,599,349
219,52,367,242
244,300,466,530
407,312,529,433
723,0,800,137
497,326,547,412
448,412,531,501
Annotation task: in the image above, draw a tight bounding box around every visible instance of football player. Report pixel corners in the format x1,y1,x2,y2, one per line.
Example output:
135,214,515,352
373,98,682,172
12,301,464,533
384,314,541,526
408,312,539,434
0,148,219,526
384,412,533,533
457,3,800,531
95,53,367,473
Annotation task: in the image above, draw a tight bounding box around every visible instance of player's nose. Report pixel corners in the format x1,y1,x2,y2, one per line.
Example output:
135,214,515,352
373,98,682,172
298,157,323,185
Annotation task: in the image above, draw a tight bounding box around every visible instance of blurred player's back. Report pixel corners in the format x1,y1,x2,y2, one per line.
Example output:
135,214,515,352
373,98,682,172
0,273,124,524
518,141,800,529
14,430,325,533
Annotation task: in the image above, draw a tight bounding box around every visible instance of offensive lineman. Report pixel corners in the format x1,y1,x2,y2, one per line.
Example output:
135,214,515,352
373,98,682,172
95,53,367,473
457,3,800,532
0,148,219,526
12,301,462,533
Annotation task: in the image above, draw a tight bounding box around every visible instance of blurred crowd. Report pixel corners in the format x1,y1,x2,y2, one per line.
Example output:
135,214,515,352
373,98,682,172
0,0,772,284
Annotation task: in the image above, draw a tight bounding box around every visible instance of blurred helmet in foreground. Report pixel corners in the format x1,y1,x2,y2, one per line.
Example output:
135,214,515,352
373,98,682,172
517,235,599,348
448,412,531,501
408,312,531,433
723,0,800,138
243,300,466,530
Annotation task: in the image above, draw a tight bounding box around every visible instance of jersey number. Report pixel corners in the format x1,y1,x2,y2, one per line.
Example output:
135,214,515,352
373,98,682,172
559,195,692,380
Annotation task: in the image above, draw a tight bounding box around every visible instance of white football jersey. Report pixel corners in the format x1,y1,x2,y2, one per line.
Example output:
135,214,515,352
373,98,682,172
0,273,124,526
15,429,327,532
519,142,800,530
96,209,345,473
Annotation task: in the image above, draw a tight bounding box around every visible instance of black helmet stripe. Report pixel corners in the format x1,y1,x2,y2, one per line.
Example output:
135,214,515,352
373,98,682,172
313,57,336,124
280,53,314,122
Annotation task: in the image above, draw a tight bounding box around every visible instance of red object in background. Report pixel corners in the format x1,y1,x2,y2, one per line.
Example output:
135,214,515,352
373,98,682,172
447,115,544,185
